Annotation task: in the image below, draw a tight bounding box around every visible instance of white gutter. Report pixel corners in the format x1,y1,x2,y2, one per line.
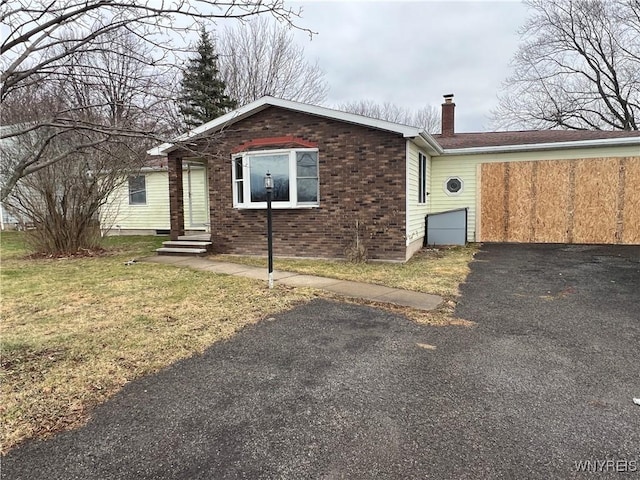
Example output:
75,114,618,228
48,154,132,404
442,136,640,156
414,131,444,155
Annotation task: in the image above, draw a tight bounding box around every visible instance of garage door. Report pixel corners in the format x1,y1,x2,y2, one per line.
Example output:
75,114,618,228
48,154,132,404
478,157,640,244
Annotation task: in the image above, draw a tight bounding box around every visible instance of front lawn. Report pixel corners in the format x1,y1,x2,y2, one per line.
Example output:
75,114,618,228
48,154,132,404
1,232,476,453
0,232,316,452
214,245,478,299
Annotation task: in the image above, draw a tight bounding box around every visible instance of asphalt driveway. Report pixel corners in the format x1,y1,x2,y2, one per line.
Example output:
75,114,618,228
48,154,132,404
3,244,639,479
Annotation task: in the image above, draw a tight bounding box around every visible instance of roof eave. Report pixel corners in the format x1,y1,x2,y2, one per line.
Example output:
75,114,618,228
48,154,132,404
441,136,640,156
150,96,438,155
151,102,273,155
409,131,444,155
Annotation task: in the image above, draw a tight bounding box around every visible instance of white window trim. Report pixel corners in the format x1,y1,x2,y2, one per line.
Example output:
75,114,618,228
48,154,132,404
444,176,464,196
232,148,320,209
128,174,147,206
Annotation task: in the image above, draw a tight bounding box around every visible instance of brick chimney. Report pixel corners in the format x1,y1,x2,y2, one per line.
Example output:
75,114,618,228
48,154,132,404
441,94,455,136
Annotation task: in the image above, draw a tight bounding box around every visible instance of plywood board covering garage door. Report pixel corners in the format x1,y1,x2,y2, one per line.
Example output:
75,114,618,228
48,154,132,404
478,157,640,244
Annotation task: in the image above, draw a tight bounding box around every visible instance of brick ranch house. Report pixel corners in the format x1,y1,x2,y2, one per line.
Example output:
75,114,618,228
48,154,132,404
152,95,640,262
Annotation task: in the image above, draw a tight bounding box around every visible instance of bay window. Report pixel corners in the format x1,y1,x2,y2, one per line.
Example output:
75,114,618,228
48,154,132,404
232,149,319,208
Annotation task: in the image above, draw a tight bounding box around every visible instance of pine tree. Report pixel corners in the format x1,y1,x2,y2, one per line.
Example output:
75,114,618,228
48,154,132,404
178,27,236,128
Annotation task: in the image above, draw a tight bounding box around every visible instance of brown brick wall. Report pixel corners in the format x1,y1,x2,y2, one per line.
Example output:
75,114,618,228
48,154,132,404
171,106,408,261
168,156,184,240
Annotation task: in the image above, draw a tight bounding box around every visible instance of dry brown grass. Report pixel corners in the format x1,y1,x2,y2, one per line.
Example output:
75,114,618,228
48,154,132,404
0,233,317,452
1,233,476,453
214,245,479,327
214,245,478,299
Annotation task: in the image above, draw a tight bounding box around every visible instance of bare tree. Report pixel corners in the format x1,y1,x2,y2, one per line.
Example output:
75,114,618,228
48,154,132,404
493,0,640,131
0,0,307,201
2,31,161,254
4,143,137,255
339,100,440,133
218,16,328,105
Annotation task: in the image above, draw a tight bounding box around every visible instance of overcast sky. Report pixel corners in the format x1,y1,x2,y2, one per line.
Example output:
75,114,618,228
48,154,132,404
287,0,531,132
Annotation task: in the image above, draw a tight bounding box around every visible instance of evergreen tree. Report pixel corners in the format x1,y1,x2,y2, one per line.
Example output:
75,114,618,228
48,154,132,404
179,28,236,128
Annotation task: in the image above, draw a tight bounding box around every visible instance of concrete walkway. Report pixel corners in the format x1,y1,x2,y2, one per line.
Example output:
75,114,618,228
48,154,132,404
142,256,443,311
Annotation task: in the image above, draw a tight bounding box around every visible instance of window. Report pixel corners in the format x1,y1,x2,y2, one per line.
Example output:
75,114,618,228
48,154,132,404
128,175,146,205
445,176,464,195
418,152,428,204
232,149,319,208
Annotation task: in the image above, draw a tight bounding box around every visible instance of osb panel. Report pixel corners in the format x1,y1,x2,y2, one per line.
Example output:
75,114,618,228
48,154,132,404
622,158,640,244
480,162,507,241
506,162,535,242
572,158,619,244
533,160,572,243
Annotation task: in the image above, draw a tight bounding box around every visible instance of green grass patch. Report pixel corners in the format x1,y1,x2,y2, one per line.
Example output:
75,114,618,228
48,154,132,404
0,231,29,259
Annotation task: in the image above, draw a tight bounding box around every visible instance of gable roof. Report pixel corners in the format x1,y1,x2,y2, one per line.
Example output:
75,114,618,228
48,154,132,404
153,96,442,156
151,96,640,157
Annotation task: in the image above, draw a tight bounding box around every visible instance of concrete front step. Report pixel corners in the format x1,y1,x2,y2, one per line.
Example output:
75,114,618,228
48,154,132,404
162,241,212,248
157,235,213,257
156,247,209,256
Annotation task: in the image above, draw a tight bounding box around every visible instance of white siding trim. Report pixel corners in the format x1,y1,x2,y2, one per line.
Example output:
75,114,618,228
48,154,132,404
405,140,411,247
442,136,640,156
405,140,431,248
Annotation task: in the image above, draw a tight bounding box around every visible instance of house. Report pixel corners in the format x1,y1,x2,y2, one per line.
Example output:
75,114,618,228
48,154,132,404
152,95,640,261
0,202,23,230
0,124,37,230
100,158,209,236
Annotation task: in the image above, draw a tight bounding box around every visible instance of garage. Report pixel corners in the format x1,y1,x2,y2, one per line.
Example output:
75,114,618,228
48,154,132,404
477,157,640,244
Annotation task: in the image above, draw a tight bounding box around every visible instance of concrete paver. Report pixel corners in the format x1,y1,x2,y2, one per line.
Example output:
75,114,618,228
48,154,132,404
374,289,443,310
141,256,443,311
320,281,396,299
276,274,342,288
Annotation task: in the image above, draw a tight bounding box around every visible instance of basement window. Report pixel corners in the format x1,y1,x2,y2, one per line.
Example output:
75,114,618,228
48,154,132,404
232,148,319,209
445,176,464,196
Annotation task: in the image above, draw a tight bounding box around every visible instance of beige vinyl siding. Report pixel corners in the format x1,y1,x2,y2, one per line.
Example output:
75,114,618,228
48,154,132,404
405,140,431,246
429,144,640,242
101,166,208,231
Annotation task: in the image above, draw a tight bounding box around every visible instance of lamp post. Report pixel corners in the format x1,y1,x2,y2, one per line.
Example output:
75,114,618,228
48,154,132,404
264,172,274,289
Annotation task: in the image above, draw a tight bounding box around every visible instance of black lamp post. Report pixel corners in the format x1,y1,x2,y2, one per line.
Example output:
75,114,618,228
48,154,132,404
264,172,274,289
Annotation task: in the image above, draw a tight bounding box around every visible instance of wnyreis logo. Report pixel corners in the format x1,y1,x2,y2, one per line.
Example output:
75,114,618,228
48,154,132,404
573,458,637,473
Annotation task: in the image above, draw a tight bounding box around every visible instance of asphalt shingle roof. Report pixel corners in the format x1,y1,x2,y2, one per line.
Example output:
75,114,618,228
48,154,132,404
433,129,640,150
